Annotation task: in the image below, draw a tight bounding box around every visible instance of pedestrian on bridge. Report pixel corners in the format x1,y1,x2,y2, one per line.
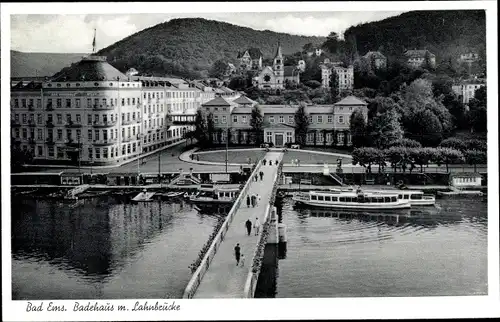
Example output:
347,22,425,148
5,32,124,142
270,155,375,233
254,174,258,182
245,218,252,236
259,171,264,181
256,193,261,205
275,159,279,165
251,194,257,207
254,217,261,236
246,195,251,207
234,243,241,266
263,159,267,166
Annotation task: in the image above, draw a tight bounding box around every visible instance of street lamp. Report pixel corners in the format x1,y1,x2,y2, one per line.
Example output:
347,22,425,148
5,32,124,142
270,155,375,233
225,119,229,173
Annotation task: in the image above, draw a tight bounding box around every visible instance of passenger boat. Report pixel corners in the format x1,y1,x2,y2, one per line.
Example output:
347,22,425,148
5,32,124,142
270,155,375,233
293,189,411,210
330,188,436,206
189,186,240,204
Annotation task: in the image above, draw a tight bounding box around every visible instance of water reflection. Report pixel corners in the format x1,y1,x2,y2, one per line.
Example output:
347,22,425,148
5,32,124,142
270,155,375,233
11,197,225,300
271,197,488,298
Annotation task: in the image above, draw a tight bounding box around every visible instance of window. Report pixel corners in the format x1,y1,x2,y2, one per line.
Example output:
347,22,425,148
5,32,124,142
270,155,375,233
269,116,275,124
95,148,100,159
222,116,227,124
37,114,42,124
318,195,324,201
127,98,130,106
317,115,323,123
242,116,247,123
326,133,332,143
56,114,62,124
233,115,238,123
286,132,292,143
214,116,219,123
22,114,27,124
279,116,284,123
308,115,313,123
56,99,62,108
266,132,272,143
288,115,294,124
37,146,43,156
37,129,42,140
337,132,344,145
311,195,317,201
338,115,344,123
122,98,125,106
22,128,27,139
88,129,92,141
66,114,71,123
328,115,333,123
103,148,108,159
48,147,55,157
307,132,314,143
57,129,63,140
95,130,100,140
66,99,71,108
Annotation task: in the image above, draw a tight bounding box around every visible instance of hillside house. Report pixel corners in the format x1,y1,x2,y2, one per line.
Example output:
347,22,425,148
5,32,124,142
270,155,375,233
404,49,436,69
237,48,263,71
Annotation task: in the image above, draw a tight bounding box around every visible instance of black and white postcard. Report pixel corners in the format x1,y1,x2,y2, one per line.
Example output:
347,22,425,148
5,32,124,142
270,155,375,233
1,1,498,321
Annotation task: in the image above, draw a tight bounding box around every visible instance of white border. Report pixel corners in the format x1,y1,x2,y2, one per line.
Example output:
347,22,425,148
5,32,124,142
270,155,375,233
1,1,499,321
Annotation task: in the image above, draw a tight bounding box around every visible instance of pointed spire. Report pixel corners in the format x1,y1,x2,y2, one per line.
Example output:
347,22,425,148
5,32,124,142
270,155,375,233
92,28,96,54
274,42,282,58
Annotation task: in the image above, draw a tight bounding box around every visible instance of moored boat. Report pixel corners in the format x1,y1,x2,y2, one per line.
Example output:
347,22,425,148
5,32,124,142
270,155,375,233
189,186,239,204
293,189,411,210
131,189,156,202
330,187,436,206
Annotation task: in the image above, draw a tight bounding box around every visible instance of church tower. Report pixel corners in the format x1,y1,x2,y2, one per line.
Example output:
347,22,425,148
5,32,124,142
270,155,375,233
273,42,284,88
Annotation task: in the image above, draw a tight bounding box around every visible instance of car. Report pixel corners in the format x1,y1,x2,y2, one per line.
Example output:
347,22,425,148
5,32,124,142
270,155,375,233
260,143,270,148
291,144,300,149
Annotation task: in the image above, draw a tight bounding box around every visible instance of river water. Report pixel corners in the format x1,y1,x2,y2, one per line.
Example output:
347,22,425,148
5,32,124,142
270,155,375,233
11,197,226,300
11,196,487,299
259,197,488,298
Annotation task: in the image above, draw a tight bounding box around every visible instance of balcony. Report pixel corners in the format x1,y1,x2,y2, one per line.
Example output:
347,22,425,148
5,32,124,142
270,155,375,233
92,138,118,146
12,137,22,145
122,136,133,142
93,105,115,111
11,120,21,127
93,120,117,128
46,105,54,111
136,118,142,123
64,121,82,128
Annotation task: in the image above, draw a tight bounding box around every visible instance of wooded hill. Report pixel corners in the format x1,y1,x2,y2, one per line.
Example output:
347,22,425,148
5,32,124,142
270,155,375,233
344,10,486,63
11,50,85,77
96,18,325,79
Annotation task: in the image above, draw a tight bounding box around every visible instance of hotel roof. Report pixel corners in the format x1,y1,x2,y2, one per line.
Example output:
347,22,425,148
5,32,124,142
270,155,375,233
51,56,128,82
335,96,368,106
202,96,232,107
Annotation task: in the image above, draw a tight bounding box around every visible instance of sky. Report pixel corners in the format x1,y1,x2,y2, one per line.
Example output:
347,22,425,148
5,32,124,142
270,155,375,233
10,11,405,53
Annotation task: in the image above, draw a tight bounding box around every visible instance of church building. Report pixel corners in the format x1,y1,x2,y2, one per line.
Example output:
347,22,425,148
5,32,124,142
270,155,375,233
254,43,300,91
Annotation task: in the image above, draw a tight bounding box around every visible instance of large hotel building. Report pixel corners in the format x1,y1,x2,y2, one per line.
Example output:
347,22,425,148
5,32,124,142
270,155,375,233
10,55,218,166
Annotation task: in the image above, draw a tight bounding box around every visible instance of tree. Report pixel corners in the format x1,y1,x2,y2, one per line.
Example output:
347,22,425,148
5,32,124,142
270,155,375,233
351,147,380,173
304,80,322,89
464,149,487,172
294,102,310,146
228,76,248,91
384,146,410,173
209,60,229,79
349,109,367,148
368,108,404,149
193,110,208,145
388,138,422,148
321,31,341,54
408,109,444,146
11,147,34,172
302,43,314,52
435,147,464,172
250,105,264,145
329,69,339,98
409,147,436,172
439,137,468,152
206,112,216,145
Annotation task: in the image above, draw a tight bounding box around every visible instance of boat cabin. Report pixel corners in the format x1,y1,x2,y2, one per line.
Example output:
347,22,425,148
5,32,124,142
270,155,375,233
309,191,398,204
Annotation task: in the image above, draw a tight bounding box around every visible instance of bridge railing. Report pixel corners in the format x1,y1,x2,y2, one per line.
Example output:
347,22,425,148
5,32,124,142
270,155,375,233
183,159,263,299
243,159,284,298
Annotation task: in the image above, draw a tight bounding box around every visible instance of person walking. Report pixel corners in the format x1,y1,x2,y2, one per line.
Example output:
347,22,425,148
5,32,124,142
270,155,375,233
263,159,267,166
246,194,251,208
240,254,245,267
254,217,261,236
259,171,264,181
251,194,256,207
257,193,261,205
234,243,241,266
275,159,279,165
254,174,258,182
245,218,252,236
